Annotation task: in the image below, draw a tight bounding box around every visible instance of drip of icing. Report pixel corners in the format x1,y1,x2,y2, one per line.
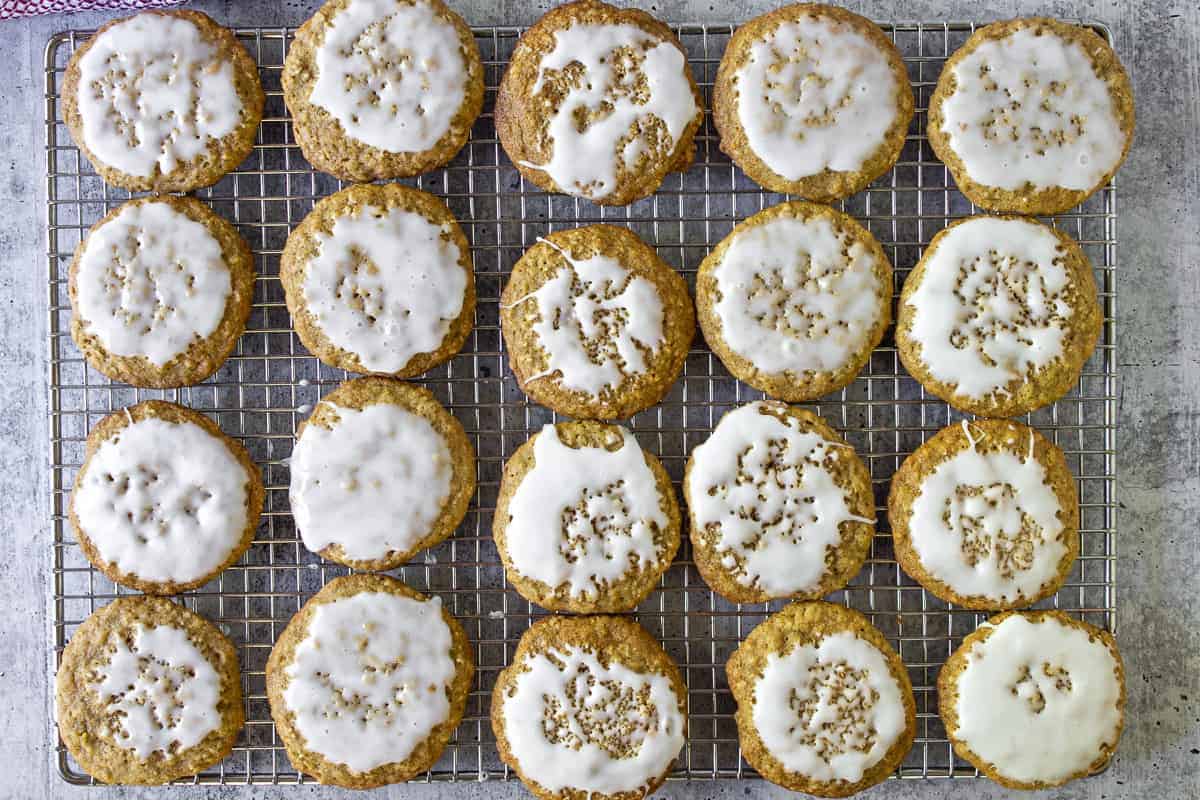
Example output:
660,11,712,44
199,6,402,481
73,416,250,584
940,27,1125,190
308,0,467,152
300,203,466,373
954,614,1122,784
906,217,1075,400
503,424,667,598
752,631,907,782
75,200,232,367
734,16,900,180
519,23,698,201
282,592,456,773
90,623,222,758
75,14,242,178
500,644,685,794
290,402,452,561
712,214,883,375
687,403,872,595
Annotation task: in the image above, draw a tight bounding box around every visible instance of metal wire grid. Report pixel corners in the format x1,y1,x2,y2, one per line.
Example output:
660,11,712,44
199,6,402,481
44,19,1118,787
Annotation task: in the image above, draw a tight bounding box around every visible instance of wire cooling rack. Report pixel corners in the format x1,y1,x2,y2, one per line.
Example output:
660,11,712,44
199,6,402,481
44,19,1118,787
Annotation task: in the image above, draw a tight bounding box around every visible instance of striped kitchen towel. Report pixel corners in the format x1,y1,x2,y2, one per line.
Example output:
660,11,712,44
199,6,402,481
1,0,183,19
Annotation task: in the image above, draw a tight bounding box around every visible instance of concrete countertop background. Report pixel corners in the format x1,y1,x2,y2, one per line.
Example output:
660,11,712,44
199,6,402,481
0,1,1196,798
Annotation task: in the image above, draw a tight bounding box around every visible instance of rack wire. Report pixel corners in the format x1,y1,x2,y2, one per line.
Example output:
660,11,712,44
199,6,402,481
45,20,1118,786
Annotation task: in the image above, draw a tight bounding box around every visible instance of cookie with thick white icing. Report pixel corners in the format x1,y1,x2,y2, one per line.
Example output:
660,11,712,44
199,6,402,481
713,4,914,201
727,601,916,797
939,610,1125,789
494,421,680,613
929,18,1134,215
496,0,703,206
492,615,687,800
696,201,892,402
281,183,476,378
896,215,1102,417
55,596,243,785
70,400,264,595
267,574,474,788
282,0,484,181
289,376,475,571
683,402,875,604
62,10,263,193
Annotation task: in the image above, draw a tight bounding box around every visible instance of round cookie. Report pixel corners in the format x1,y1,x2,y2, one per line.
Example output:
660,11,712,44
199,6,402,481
496,0,703,206
928,18,1135,215
68,196,256,388
55,596,243,785
70,400,264,595
267,574,473,788
889,419,1079,610
289,376,475,571
896,215,1102,417
713,4,914,201
281,183,476,377
696,201,892,402
492,615,687,800
62,10,264,193
500,225,693,420
726,601,916,797
282,0,484,181
683,402,875,604
939,610,1125,789
494,421,680,613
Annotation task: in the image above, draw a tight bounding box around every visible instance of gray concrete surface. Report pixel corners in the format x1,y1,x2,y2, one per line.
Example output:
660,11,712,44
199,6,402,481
0,0,1196,798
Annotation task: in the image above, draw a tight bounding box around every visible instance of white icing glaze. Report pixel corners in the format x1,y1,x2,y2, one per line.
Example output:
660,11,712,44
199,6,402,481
73,416,250,584
909,422,1067,602
75,13,243,178
503,424,667,599
521,23,698,201
282,591,456,773
752,630,907,782
906,217,1077,400
733,16,901,180
300,203,467,373
290,401,452,562
687,402,872,596
941,26,1126,191
712,213,883,375
90,622,222,758
506,238,664,396
954,613,1122,784
75,200,232,367
308,0,468,153
500,644,685,794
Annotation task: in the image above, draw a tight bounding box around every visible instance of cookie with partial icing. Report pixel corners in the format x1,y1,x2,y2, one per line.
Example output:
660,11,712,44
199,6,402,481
492,615,687,800
501,225,693,419
55,596,243,784
68,196,255,388
928,18,1134,214
713,4,913,201
282,0,484,181
62,10,264,192
889,419,1079,610
683,402,874,604
281,183,476,377
494,421,680,613
726,601,916,797
939,610,1125,789
267,574,473,788
290,376,474,571
70,400,264,595
896,215,1102,417
496,0,703,206
696,201,892,402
